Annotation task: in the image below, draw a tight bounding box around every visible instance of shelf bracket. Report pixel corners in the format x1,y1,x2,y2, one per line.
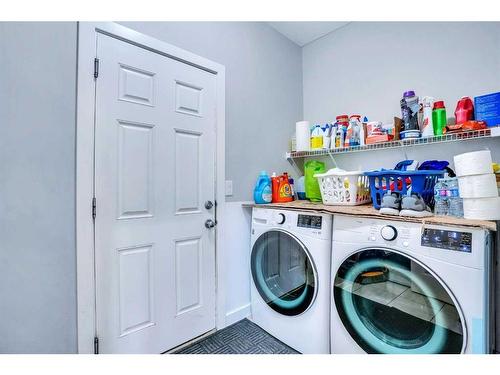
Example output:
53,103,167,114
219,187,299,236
286,154,303,176
327,151,338,169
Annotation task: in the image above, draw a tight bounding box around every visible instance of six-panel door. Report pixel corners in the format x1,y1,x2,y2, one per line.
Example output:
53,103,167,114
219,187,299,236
94,33,217,353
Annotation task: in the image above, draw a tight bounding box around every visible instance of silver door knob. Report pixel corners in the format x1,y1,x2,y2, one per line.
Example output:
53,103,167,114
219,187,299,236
204,200,214,209
205,219,216,229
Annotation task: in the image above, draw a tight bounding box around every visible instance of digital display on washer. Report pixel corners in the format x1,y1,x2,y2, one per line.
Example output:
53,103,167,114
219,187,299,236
297,214,322,229
421,228,472,253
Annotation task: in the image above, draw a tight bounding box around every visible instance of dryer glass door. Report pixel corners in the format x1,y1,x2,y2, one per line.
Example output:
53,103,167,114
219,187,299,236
334,249,465,354
251,230,317,316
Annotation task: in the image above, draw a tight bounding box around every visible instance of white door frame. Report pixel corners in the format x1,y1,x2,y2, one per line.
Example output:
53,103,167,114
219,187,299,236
76,22,226,354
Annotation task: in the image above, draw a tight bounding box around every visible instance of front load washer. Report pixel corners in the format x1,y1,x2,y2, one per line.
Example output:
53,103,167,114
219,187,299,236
250,207,332,354
331,216,493,354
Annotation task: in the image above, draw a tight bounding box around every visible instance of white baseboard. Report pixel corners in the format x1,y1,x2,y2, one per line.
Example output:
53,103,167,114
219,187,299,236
225,303,251,327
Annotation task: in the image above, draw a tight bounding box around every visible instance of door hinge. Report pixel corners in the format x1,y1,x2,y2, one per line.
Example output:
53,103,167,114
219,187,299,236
94,58,99,79
92,197,96,221
94,336,99,354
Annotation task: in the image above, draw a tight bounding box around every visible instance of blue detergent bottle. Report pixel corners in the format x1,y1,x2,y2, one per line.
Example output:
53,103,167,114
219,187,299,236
253,171,272,204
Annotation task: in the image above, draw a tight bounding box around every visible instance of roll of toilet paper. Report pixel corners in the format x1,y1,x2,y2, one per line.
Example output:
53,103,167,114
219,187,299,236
463,197,500,220
454,150,493,177
458,173,499,198
296,121,311,152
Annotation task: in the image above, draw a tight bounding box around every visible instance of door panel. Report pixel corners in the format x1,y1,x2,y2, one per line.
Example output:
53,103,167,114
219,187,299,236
175,237,203,315
174,129,201,214
117,121,154,219
118,244,154,337
94,33,217,353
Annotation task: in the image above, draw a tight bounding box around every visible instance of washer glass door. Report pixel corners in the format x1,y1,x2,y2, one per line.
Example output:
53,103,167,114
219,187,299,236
251,230,317,316
334,248,465,353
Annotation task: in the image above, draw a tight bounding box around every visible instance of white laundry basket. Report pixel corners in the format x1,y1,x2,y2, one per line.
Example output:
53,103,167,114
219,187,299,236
314,169,371,206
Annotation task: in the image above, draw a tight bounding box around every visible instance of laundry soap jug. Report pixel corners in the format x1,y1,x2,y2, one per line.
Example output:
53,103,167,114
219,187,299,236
253,171,272,204
273,172,294,203
305,160,325,202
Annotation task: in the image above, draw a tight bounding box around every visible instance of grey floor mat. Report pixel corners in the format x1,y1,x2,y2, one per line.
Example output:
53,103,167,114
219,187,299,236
173,318,299,354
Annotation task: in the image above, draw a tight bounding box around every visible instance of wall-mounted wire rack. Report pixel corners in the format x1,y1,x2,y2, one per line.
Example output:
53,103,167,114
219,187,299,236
286,126,500,160
285,126,500,175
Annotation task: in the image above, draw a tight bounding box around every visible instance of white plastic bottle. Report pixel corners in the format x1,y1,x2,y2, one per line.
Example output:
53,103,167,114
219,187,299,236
420,96,435,137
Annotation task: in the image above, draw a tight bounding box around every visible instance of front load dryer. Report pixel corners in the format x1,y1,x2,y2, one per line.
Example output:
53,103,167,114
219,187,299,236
331,216,493,354
250,207,332,354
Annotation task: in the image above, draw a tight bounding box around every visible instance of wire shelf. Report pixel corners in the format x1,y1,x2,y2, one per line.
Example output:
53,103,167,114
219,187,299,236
286,126,500,160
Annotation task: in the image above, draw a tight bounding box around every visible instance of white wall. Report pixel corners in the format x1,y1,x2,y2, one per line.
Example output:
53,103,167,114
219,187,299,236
0,22,78,353
120,22,303,202
223,203,253,325
303,22,500,172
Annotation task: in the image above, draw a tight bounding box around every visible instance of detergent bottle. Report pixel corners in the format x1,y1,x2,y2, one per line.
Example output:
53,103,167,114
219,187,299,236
253,171,272,204
310,125,323,150
276,173,294,203
455,96,474,124
271,172,279,203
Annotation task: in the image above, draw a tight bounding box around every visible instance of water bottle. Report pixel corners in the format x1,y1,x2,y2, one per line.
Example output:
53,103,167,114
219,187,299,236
447,178,464,218
434,179,448,216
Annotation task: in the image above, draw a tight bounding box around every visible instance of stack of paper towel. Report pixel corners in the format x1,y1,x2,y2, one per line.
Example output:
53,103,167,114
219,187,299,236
454,150,500,220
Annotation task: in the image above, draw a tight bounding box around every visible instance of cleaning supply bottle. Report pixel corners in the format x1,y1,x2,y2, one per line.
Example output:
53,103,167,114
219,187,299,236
432,100,447,135
455,96,474,125
289,178,296,200
329,124,338,149
296,176,306,200
310,125,323,150
420,96,435,137
360,116,368,146
271,172,279,203
348,115,362,147
276,173,293,202
401,91,419,131
321,123,331,149
335,126,344,148
253,171,272,204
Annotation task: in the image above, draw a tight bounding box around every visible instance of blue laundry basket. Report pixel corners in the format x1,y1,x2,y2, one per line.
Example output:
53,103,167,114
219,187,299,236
364,170,444,209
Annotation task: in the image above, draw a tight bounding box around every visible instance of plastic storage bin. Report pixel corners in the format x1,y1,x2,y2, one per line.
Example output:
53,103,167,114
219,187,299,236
314,169,371,205
364,170,444,209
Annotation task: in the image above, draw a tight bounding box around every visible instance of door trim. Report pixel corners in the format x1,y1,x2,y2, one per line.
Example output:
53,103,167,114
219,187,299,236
76,22,226,354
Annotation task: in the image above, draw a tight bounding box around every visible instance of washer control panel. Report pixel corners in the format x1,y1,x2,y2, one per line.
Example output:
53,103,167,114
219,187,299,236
421,228,472,253
297,214,322,229
368,222,410,245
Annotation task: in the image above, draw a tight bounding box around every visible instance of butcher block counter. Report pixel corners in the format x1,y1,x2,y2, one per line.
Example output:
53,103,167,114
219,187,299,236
242,201,497,232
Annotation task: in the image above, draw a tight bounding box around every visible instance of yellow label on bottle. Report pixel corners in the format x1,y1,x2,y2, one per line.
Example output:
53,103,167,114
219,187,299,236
311,136,323,149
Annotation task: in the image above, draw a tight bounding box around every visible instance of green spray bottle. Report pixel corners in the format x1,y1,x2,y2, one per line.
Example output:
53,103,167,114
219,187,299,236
432,100,447,135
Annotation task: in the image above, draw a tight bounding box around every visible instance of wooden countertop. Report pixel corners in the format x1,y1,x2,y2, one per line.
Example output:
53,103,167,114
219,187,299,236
242,201,497,231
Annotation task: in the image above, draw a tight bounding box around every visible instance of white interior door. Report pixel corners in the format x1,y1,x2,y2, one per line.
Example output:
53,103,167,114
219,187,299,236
94,33,217,353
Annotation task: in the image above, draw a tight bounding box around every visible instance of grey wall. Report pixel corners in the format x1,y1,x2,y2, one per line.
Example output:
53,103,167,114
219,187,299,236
0,21,302,353
0,22,78,353
119,22,303,201
303,22,500,172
